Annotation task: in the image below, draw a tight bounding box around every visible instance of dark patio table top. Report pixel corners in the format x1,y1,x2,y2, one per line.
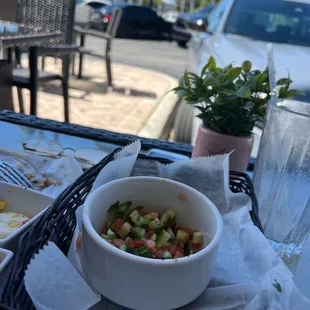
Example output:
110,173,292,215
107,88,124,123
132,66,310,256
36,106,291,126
0,110,193,156
0,20,62,48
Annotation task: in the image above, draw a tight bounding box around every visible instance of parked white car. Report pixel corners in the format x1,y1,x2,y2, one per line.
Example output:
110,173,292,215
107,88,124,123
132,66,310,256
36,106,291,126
173,0,310,159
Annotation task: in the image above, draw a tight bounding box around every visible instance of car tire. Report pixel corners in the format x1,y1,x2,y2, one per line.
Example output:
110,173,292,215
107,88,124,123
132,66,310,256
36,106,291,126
177,41,188,48
173,100,194,143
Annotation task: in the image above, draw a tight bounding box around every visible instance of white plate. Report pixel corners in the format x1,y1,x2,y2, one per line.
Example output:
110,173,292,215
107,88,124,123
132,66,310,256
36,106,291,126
0,181,54,250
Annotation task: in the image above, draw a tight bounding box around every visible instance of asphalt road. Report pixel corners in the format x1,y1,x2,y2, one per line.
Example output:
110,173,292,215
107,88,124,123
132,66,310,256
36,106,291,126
85,37,188,78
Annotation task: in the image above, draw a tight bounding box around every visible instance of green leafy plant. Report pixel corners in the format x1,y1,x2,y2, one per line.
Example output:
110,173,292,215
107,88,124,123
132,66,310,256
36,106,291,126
173,56,303,137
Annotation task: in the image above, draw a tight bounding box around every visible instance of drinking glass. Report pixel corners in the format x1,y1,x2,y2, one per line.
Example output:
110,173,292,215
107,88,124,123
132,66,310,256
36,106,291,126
253,99,310,272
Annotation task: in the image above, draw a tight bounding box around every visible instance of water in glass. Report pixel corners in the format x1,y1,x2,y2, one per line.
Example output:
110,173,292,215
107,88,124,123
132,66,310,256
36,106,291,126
253,99,310,272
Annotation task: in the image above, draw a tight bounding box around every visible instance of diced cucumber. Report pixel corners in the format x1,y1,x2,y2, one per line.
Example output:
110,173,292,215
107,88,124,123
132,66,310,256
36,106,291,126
107,201,120,216
107,220,113,229
150,233,157,241
143,214,153,223
148,218,160,229
120,244,127,251
107,228,117,240
156,229,171,248
160,213,169,227
124,204,144,219
176,229,190,243
137,246,151,258
100,234,108,239
131,227,145,240
163,251,172,259
192,232,203,244
167,227,175,238
117,222,132,238
130,210,142,226
166,208,176,220
118,201,132,213
126,247,138,255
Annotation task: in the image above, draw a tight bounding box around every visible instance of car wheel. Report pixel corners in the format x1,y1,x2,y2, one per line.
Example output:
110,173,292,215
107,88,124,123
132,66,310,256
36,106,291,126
177,41,188,48
173,100,194,143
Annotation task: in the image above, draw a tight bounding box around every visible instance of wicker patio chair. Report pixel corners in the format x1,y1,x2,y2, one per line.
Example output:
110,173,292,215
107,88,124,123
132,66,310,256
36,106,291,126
13,0,77,122
74,8,122,87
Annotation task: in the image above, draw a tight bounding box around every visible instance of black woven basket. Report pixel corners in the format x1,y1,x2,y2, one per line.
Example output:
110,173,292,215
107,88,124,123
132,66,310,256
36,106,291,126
0,150,263,309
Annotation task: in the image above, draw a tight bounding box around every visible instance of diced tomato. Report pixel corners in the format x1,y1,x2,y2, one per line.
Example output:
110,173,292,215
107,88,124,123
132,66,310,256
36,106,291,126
112,219,123,231
181,227,193,235
113,239,122,248
174,251,183,258
132,240,145,248
76,232,82,249
169,245,179,256
145,240,156,250
192,243,201,251
139,211,147,216
179,242,184,250
153,251,163,259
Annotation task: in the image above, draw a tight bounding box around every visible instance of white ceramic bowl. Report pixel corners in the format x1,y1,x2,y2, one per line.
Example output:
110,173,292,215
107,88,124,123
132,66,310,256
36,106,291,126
0,181,54,250
82,177,223,310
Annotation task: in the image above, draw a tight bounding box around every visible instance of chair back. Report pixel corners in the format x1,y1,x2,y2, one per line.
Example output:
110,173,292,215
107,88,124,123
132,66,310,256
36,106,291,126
16,0,76,45
0,0,17,22
106,8,122,48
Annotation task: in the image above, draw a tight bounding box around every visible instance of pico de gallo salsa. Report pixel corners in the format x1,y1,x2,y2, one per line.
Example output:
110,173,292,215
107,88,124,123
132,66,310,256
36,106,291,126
100,201,204,259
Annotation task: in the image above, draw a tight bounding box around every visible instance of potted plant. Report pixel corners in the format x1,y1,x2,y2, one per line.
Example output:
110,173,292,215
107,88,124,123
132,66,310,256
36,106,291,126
173,56,302,171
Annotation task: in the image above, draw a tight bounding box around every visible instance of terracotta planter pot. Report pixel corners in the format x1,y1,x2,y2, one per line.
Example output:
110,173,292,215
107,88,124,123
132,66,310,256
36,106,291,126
192,125,253,172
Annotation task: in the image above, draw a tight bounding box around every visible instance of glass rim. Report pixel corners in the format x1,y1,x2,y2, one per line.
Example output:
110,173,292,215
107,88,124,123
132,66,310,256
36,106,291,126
270,98,310,119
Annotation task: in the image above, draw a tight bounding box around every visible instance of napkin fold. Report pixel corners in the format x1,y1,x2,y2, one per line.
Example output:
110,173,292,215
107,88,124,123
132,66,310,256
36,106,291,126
24,242,100,310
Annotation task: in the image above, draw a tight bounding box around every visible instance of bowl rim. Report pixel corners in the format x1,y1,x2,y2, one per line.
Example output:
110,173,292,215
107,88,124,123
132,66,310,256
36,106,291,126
82,176,223,266
0,181,54,244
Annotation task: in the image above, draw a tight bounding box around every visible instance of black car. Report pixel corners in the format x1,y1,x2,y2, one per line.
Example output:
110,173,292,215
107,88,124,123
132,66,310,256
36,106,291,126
90,3,172,40
172,5,214,47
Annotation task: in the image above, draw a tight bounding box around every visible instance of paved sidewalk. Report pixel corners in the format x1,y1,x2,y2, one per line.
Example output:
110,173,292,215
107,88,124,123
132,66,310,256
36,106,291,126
13,57,178,137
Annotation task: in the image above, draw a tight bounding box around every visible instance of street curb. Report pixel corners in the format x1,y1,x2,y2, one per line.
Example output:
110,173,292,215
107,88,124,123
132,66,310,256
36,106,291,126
138,74,179,139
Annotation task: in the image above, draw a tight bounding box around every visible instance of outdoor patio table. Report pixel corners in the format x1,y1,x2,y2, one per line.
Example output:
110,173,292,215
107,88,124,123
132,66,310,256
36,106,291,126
0,110,193,156
0,110,308,302
0,20,62,50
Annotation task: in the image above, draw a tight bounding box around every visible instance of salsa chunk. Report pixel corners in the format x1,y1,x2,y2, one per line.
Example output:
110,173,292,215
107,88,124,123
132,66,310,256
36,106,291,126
100,201,204,259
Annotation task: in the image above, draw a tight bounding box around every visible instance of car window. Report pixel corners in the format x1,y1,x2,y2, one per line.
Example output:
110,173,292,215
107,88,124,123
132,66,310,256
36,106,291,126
86,2,106,10
123,6,158,20
224,0,310,47
206,0,230,34
198,5,214,15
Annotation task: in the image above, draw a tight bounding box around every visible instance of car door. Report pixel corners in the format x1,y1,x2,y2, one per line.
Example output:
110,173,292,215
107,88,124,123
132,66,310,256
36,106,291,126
189,0,233,143
188,0,231,73
200,0,232,68
135,7,159,37
118,6,144,38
